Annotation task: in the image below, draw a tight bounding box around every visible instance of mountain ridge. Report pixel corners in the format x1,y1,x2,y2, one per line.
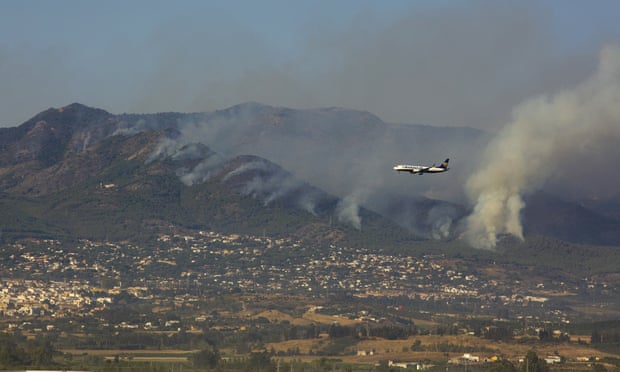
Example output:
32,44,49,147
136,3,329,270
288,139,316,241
1,103,619,248
0,121,419,247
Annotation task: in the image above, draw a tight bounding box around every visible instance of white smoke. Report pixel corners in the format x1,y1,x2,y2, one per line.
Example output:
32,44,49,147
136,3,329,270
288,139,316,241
178,156,222,185
297,192,320,216
79,131,92,151
222,161,326,215
145,137,188,164
336,192,364,230
464,45,620,249
427,204,457,240
145,136,224,185
222,161,299,205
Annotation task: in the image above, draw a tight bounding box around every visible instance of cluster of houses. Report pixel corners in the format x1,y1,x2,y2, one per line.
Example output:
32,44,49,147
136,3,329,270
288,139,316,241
0,279,112,319
0,231,612,329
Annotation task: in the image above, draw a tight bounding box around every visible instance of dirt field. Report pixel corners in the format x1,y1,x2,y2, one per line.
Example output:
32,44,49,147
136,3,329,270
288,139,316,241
301,310,361,327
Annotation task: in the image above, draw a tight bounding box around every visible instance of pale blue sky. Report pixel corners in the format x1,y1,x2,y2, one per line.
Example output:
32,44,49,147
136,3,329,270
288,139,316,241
2,0,620,128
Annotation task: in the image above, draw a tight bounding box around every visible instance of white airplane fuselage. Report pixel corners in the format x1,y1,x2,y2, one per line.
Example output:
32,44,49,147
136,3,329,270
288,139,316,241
393,158,450,175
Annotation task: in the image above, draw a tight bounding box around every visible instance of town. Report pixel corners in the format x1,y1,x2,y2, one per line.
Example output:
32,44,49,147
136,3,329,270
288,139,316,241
0,230,618,370
0,230,615,326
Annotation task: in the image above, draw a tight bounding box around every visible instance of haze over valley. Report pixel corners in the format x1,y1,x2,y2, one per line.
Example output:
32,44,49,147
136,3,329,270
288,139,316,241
2,2,620,370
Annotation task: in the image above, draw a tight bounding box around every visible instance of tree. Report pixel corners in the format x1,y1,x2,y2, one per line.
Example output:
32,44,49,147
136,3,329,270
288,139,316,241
485,326,514,341
190,348,220,369
27,336,54,366
328,323,352,338
489,359,517,372
245,351,274,372
411,339,423,351
538,329,551,342
520,351,549,372
0,334,24,368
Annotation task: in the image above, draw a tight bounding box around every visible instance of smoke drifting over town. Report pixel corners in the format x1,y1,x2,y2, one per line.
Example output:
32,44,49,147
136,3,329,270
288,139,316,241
464,45,620,249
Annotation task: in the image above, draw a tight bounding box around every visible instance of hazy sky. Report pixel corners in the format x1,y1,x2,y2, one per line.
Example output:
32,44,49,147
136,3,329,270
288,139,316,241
2,0,620,128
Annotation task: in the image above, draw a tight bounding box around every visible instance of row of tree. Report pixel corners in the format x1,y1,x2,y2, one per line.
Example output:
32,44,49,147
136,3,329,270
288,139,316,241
0,333,54,368
190,349,276,371
591,330,620,345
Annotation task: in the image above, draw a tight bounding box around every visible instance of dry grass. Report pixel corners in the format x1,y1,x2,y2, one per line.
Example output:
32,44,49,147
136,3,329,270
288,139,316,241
248,308,356,327
301,311,361,327
267,334,620,364
252,309,297,323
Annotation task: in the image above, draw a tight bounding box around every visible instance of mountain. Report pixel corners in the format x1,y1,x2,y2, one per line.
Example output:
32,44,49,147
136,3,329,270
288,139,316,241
1,103,619,249
119,102,488,241
579,193,620,221
0,105,419,247
522,192,620,246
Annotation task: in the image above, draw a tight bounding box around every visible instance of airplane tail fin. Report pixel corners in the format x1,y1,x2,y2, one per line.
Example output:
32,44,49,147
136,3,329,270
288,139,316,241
439,158,450,169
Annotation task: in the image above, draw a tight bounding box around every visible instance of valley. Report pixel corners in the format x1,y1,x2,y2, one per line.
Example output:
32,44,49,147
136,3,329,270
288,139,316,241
0,103,619,370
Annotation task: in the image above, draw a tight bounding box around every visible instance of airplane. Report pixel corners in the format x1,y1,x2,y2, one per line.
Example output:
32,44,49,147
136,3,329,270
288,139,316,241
393,158,449,175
